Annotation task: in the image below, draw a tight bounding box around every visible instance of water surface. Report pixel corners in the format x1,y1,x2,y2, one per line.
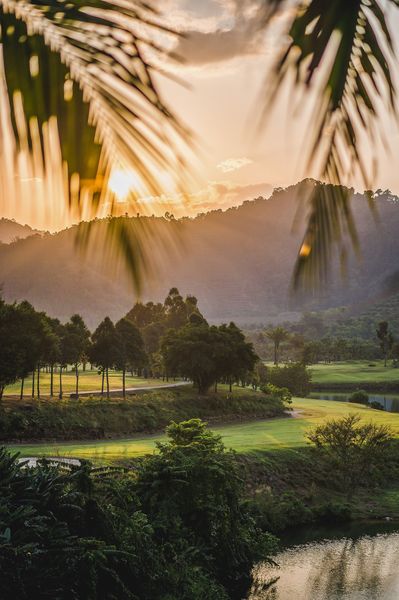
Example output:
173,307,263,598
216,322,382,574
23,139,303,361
250,529,399,599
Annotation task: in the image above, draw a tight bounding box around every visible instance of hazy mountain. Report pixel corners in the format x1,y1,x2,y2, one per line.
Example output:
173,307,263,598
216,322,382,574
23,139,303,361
0,218,43,244
1,181,399,329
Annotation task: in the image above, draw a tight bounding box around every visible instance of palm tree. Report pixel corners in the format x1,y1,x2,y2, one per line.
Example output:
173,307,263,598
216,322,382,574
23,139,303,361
259,0,398,288
266,327,289,366
0,0,191,289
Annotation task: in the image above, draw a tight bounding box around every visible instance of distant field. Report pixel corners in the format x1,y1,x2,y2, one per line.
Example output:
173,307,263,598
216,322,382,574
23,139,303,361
310,361,399,386
9,397,399,462
4,369,170,396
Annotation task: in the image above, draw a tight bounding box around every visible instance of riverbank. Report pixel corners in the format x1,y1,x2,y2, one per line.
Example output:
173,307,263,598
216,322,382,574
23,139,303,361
241,444,399,534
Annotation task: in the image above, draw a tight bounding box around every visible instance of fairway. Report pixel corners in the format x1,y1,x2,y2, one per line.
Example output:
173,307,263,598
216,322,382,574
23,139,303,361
9,397,399,462
310,360,399,385
4,369,171,397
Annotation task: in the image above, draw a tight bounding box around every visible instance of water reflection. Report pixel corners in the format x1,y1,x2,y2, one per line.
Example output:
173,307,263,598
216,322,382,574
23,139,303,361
249,532,399,599
311,393,399,413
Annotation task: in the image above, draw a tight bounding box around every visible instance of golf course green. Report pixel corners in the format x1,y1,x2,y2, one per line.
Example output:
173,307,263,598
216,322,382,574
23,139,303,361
9,397,399,462
310,360,399,385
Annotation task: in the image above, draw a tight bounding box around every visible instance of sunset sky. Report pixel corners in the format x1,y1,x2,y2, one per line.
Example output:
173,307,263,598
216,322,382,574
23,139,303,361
2,0,399,230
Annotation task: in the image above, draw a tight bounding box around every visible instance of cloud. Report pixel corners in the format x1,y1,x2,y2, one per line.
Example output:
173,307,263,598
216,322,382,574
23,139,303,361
217,157,253,173
135,180,273,218
170,0,268,66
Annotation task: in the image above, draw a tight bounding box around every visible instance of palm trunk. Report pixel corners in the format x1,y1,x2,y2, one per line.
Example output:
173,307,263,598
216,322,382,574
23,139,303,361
75,364,79,397
31,369,35,398
122,367,126,399
59,366,63,400
37,364,40,399
101,370,105,396
20,377,24,400
50,365,54,397
106,367,110,399
229,378,232,393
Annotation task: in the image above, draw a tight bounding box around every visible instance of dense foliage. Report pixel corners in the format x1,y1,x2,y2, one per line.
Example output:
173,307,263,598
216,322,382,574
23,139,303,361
161,319,258,394
0,420,276,599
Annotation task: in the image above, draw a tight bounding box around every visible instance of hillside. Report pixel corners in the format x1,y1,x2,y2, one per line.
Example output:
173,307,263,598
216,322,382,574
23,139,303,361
0,218,42,244
1,181,399,328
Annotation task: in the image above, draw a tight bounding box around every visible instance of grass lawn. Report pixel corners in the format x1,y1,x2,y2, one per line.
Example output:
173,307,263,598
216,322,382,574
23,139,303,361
310,360,399,385
9,397,399,462
4,369,173,396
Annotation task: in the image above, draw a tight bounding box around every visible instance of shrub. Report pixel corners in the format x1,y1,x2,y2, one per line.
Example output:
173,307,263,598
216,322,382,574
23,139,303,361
314,501,352,523
369,400,384,411
348,390,369,405
267,363,312,397
260,383,292,405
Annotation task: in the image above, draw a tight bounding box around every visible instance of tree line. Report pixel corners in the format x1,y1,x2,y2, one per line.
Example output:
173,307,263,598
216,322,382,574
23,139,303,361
0,298,146,400
0,288,261,399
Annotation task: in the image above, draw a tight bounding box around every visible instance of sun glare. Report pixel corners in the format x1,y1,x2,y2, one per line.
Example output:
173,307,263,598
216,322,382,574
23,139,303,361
108,169,139,201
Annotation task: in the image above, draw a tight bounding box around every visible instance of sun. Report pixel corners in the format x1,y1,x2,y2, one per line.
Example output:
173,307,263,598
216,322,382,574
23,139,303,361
108,169,140,201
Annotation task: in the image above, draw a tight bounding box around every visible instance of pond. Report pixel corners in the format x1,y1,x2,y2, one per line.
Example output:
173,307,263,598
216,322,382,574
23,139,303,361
249,524,399,600
310,392,399,413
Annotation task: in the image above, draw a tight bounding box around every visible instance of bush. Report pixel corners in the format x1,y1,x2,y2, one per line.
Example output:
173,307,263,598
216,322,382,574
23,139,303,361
260,383,292,404
314,501,352,523
348,390,369,405
369,400,384,411
249,490,312,533
267,363,312,397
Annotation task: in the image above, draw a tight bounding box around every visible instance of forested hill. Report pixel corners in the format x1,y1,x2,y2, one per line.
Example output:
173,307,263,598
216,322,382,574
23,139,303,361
0,218,42,243
1,180,399,329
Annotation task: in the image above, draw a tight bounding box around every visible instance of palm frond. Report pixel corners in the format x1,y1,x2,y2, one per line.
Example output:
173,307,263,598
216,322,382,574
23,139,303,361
260,0,397,290
0,0,192,290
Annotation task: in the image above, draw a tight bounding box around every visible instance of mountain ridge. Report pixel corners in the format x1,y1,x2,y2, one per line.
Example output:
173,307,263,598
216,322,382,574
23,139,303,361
1,181,399,328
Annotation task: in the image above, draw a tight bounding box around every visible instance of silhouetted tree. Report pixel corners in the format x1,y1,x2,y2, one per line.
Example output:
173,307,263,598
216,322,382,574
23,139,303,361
376,321,394,367
115,318,146,397
90,317,119,398
266,327,289,366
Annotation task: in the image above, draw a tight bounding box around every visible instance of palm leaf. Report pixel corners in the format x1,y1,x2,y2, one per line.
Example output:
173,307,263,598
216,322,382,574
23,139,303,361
260,0,397,289
0,0,192,289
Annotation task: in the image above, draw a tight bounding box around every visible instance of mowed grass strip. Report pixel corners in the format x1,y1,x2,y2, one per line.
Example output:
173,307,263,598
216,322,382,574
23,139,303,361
310,360,399,385
4,370,173,396
9,397,399,462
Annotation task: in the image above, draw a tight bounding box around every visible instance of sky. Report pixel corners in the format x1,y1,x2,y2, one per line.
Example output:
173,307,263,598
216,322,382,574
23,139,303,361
2,0,399,230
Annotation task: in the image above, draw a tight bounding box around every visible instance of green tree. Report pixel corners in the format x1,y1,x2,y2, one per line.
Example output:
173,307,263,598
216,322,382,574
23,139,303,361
219,323,258,392
376,321,394,367
63,315,91,397
267,362,312,397
90,317,119,398
308,415,393,496
161,320,222,394
266,327,289,366
136,419,277,596
115,318,147,397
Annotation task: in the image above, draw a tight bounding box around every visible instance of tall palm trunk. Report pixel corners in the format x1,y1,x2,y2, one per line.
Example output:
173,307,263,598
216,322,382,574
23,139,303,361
122,367,126,399
59,366,63,400
101,370,105,396
20,377,24,400
31,369,35,398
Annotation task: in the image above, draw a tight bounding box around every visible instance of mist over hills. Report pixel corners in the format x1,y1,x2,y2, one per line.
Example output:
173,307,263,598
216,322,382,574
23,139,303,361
1,180,399,329
0,218,43,244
